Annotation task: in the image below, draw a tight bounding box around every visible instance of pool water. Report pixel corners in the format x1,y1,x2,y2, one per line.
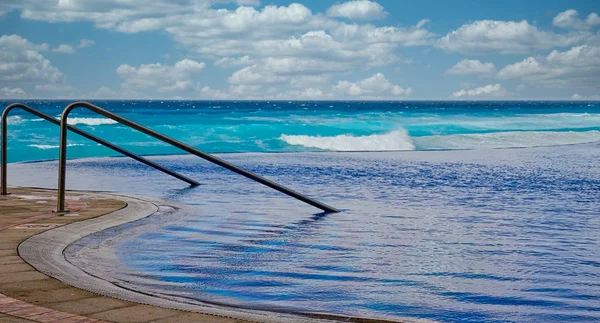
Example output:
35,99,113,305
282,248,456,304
9,143,600,323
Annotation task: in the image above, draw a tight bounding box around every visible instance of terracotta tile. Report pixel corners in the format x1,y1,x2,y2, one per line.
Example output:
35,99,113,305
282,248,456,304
27,310,76,322
2,302,33,314
9,306,54,318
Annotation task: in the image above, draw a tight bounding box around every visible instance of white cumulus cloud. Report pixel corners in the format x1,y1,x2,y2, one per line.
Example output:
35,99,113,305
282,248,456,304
451,84,506,98
51,39,95,54
0,34,64,84
333,73,412,97
446,59,496,76
116,59,206,93
497,45,600,88
326,0,387,20
0,1,438,99
0,87,26,98
553,9,600,30
438,19,590,54
214,56,253,67
77,39,95,48
53,44,75,54
572,93,600,100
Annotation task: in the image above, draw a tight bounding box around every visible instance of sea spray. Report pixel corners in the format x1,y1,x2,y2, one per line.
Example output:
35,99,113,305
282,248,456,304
280,129,415,151
65,117,119,126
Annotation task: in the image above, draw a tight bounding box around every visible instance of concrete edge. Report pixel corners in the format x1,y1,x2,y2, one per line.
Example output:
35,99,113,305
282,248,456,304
16,191,363,323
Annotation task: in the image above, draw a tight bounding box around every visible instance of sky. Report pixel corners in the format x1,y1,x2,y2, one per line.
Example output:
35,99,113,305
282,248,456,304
0,0,599,100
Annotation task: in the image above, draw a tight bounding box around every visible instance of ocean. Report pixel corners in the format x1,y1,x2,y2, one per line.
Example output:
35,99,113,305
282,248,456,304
3,100,600,322
3,100,600,162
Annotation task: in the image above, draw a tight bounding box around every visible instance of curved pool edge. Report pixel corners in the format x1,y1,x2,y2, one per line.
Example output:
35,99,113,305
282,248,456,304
17,190,436,323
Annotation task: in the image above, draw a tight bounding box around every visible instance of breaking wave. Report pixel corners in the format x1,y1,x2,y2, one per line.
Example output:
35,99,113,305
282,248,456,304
66,118,118,126
3,116,117,126
28,143,85,150
5,116,25,125
281,130,600,151
280,130,416,151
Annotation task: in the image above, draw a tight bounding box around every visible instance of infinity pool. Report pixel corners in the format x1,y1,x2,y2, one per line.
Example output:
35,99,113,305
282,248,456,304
9,144,600,323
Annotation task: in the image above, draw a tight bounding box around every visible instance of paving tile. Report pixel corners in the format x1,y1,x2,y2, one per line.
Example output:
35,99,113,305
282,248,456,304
0,313,35,322
26,310,76,322
8,306,54,318
0,280,66,293
146,312,242,323
0,251,17,257
1,302,32,314
21,289,95,305
0,264,34,274
90,305,180,323
0,257,24,265
57,317,103,323
50,297,134,315
0,298,17,306
0,272,48,285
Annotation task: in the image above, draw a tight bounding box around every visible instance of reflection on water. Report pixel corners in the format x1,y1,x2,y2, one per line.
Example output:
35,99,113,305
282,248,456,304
9,143,600,323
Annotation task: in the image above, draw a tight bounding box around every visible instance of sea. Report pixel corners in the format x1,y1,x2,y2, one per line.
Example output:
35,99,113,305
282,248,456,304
3,100,600,322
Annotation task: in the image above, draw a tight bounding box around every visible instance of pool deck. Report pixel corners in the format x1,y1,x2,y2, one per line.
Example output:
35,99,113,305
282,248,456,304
1,187,434,323
0,187,247,323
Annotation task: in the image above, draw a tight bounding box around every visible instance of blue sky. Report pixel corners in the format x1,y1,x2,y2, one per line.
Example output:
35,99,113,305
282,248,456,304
0,0,599,100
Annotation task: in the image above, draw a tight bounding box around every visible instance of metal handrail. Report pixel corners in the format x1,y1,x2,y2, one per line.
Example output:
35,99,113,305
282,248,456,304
57,102,339,213
1,103,200,195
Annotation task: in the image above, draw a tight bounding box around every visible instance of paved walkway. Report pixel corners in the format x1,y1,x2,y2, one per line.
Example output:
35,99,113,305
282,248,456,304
0,187,248,323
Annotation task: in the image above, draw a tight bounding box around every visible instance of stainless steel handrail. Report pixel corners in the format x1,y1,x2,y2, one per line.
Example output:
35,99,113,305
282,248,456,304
57,102,339,213
1,103,199,195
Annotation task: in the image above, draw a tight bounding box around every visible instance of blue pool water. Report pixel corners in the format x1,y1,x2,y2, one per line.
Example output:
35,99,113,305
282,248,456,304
3,100,600,322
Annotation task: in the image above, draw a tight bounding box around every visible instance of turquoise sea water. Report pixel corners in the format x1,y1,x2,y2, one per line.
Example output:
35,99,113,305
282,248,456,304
3,100,600,322
2,100,600,162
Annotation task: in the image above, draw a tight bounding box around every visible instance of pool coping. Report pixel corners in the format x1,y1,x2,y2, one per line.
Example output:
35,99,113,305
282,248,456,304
18,190,432,323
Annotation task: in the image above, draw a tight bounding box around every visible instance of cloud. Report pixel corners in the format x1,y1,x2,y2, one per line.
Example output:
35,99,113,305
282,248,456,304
572,93,600,100
0,34,64,84
497,45,600,88
446,59,496,76
0,2,437,99
326,1,386,20
51,39,94,54
34,84,75,93
2,1,433,61
116,59,206,93
438,19,590,54
53,44,75,54
86,86,144,99
77,39,95,48
277,87,330,99
214,56,253,67
333,73,412,97
200,85,264,100
451,84,506,98
553,9,600,30
0,87,26,98
202,73,411,100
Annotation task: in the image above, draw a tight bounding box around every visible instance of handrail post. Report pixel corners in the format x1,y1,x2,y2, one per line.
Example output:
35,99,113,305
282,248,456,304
1,105,10,195
56,110,69,212
58,102,339,213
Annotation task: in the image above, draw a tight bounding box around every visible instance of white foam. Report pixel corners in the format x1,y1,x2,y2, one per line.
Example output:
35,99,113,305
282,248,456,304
415,130,600,150
280,130,415,151
5,116,24,125
3,116,116,126
66,118,118,126
28,143,85,150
